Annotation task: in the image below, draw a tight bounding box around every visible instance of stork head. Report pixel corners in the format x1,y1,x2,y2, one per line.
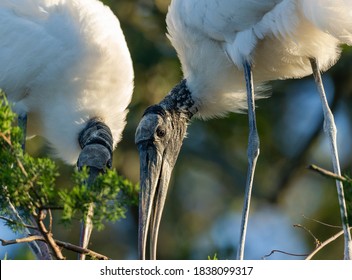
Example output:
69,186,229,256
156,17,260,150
135,80,196,259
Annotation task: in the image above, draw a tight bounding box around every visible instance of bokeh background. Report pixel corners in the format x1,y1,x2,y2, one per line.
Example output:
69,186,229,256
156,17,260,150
1,0,352,260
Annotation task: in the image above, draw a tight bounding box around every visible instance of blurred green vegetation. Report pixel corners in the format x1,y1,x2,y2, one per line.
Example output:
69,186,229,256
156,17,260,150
0,92,138,259
1,0,351,260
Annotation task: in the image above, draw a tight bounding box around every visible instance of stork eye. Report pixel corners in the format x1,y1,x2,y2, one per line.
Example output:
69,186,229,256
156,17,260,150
156,127,166,138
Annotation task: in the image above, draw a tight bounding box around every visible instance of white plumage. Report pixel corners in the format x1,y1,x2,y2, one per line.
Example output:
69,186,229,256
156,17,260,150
0,0,134,164
0,0,134,260
166,0,351,118
136,0,352,260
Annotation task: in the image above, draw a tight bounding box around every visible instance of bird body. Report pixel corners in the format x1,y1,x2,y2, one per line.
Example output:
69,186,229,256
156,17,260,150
0,0,134,259
166,0,351,118
136,0,352,260
0,0,134,164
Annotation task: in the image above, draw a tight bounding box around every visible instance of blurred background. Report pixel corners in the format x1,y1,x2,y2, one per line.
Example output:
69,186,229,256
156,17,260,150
1,0,352,260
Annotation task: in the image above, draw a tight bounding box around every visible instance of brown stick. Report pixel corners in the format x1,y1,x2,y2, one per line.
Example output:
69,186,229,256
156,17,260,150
0,236,45,246
0,236,109,260
55,240,109,260
305,229,347,260
0,131,12,146
308,164,349,182
37,210,65,260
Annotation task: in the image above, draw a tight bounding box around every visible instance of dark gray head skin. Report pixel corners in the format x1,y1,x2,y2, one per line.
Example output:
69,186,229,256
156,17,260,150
135,79,197,260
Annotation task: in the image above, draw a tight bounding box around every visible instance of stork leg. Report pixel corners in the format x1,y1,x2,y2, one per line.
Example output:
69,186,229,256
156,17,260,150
237,61,260,260
79,209,93,253
78,168,99,260
310,58,352,260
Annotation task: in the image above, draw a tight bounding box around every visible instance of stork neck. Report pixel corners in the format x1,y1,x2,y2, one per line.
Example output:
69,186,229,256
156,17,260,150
77,118,113,171
160,79,197,120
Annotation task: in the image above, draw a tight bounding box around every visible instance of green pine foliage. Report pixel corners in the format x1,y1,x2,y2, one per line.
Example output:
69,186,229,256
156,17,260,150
208,253,218,260
60,167,139,230
0,91,138,235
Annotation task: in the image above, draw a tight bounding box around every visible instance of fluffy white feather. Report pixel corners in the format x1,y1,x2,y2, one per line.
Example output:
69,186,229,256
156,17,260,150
0,0,134,164
166,0,351,118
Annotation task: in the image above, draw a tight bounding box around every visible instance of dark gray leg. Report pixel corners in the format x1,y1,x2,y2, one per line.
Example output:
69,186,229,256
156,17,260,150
310,58,351,260
237,61,260,260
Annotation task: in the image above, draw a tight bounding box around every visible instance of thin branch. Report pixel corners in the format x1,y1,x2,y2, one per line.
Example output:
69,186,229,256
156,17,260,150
263,249,308,259
0,236,109,260
302,214,342,229
55,240,109,260
39,206,64,211
294,224,321,248
308,164,350,183
0,131,12,146
16,157,28,178
0,235,46,246
48,209,53,233
305,229,349,260
263,224,323,259
37,209,65,260
263,226,352,259
0,215,38,230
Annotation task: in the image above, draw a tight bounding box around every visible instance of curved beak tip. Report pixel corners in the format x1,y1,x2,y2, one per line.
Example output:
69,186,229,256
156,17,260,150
137,144,173,260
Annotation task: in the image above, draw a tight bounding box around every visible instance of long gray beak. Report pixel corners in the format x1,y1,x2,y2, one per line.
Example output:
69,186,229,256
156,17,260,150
138,141,173,260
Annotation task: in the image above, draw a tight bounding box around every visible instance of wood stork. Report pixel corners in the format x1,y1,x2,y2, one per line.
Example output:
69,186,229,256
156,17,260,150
0,0,134,259
135,0,352,260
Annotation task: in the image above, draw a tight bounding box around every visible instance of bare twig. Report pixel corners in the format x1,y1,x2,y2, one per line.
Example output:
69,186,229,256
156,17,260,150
0,236,109,260
302,214,342,229
305,229,348,260
263,225,351,259
308,164,349,183
294,224,321,248
308,164,352,259
263,249,308,259
48,209,53,233
39,206,64,210
0,235,45,246
37,209,65,260
55,240,109,260
263,229,351,260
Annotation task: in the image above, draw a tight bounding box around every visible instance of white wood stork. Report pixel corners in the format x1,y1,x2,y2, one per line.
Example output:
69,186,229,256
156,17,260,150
135,0,352,260
0,0,134,259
